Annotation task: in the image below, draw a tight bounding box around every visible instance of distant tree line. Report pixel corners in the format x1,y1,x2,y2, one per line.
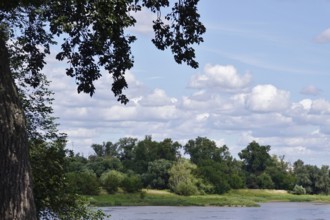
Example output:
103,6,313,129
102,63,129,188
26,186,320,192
65,136,330,196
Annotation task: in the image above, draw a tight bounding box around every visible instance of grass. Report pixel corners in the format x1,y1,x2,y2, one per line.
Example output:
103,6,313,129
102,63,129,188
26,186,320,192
85,189,330,207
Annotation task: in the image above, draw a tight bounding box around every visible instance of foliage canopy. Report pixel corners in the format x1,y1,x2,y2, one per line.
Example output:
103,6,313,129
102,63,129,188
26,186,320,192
1,0,205,103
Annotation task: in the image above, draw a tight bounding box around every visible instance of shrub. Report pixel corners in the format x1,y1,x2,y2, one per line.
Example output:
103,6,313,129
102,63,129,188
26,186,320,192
100,170,125,194
195,179,214,195
121,174,143,193
66,171,100,195
228,173,245,189
257,173,274,189
168,159,200,195
173,180,199,196
292,185,306,195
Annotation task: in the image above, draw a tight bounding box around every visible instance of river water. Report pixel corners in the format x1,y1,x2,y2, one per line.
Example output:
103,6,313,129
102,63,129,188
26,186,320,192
99,202,330,220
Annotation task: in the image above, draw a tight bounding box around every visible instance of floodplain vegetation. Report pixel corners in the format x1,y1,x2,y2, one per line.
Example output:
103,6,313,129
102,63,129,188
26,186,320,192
86,189,330,207
62,136,330,207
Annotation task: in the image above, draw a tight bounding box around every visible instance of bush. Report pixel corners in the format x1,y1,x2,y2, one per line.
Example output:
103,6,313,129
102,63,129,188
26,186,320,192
66,171,100,195
100,170,125,194
292,185,306,195
121,174,143,193
228,173,245,189
168,159,200,195
257,173,274,189
172,181,199,196
195,179,214,195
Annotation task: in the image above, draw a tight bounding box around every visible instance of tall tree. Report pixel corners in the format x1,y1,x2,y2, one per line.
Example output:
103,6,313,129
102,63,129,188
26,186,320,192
265,155,295,190
0,32,37,220
238,141,272,188
132,135,158,174
239,141,271,174
316,165,330,195
0,1,205,218
184,137,218,165
293,159,313,193
116,137,138,171
12,24,105,218
184,137,241,194
157,138,181,161
91,141,118,157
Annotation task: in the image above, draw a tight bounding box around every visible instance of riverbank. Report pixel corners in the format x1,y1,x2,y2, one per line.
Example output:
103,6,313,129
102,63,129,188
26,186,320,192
86,189,330,207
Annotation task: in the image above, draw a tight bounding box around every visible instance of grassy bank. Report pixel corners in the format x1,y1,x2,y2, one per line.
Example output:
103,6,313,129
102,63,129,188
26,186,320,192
86,189,330,207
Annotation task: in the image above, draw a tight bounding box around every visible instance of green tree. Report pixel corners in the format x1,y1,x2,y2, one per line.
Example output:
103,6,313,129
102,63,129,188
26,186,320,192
239,141,272,188
87,156,123,177
304,165,319,194
132,135,158,173
265,155,295,190
132,136,182,174
196,162,230,194
293,160,313,194
116,137,138,171
91,141,118,158
66,170,100,196
257,172,274,189
142,159,173,189
293,160,330,195
315,165,330,195
12,33,103,218
184,137,220,165
0,1,205,218
121,174,143,193
239,141,272,174
157,138,182,161
30,138,75,219
168,159,200,195
66,153,89,173
185,137,242,194
100,170,125,194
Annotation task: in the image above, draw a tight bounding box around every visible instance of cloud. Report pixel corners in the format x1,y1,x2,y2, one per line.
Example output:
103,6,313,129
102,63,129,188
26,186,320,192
139,89,178,106
310,99,330,114
245,84,290,112
189,64,251,91
315,28,330,43
301,85,322,96
128,10,156,35
45,58,330,166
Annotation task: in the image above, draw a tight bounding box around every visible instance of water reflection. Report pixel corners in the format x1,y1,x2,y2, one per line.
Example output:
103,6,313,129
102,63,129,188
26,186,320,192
99,202,330,220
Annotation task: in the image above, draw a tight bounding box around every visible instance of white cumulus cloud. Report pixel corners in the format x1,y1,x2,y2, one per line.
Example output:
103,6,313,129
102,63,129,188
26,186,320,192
246,84,290,112
189,64,251,91
139,89,178,106
310,99,330,114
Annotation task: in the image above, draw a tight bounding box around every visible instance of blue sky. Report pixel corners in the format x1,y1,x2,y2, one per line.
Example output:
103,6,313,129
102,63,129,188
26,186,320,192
45,0,330,166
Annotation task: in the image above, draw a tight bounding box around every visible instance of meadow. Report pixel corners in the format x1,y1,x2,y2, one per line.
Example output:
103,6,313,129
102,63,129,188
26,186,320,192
86,189,330,207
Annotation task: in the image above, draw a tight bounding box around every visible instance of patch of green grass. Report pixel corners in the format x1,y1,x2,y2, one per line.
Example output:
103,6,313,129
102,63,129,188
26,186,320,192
85,189,330,207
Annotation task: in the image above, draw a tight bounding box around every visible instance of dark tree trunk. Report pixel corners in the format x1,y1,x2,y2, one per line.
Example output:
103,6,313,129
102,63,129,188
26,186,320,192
0,39,37,219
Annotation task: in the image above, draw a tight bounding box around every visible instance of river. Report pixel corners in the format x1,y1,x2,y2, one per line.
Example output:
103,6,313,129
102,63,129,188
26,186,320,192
99,202,330,220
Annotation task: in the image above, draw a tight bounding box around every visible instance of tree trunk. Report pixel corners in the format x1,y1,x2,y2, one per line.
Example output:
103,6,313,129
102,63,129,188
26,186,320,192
0,39,37,219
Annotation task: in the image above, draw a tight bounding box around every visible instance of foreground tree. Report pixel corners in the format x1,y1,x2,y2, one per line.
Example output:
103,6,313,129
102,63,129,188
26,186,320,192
13,32,107,218
0,1,205,219
0,33,37,220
